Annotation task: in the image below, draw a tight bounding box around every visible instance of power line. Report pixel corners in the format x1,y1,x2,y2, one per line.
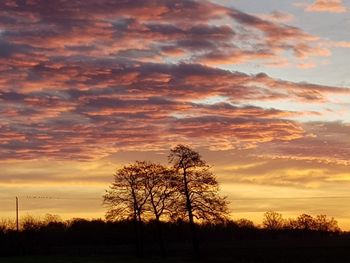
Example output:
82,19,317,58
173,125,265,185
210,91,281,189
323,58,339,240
20,196,101,200
1,195,350,202
0,196,101,201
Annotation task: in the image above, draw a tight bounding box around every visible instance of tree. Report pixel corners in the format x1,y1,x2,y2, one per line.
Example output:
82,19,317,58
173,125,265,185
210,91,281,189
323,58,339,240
103,162,149,221
168,144,229,257
103,162,150,256
284,214,340,232
314,214,340,232
103,161,177,257
296,214,316,230
142,161,177,257
262,211,284,230
284,218,299,230
142,162,177,222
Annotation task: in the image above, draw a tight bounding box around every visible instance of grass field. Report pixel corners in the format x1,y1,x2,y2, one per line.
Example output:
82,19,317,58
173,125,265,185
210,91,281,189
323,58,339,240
3,256,158,263
4,249,350,263
0,255,198,263
3,241,350,263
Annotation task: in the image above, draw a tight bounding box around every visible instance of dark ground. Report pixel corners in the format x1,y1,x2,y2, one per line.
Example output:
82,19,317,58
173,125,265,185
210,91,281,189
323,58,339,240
1,220,350,262
4,242,350,263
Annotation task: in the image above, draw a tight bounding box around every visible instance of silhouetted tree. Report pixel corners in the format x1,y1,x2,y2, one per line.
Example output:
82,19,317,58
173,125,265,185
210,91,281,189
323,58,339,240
103,163,149,221
103,162,150,256
141,161,177,257
263,211,284,230
296,214,315,230
103,161,178,257
284,218,299,230
43,214,62,225
168,144,229,257
141,162,177,221
285,214,340,232
314,215,340,232
0,211,346,259
21,215,42,231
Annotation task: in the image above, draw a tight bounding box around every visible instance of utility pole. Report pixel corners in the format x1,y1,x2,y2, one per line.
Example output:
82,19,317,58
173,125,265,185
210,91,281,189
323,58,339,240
16,196,19,232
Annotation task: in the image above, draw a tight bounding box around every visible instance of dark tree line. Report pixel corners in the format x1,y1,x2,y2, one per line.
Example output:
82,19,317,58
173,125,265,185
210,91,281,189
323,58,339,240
103,145,229,257
0,215,345,261
262,211,340,232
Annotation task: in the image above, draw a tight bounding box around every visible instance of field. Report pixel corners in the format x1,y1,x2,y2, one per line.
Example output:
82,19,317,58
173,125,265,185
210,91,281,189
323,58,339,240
1,255,162,263
4,243,350,263
0,255,195,263
1,220,350,263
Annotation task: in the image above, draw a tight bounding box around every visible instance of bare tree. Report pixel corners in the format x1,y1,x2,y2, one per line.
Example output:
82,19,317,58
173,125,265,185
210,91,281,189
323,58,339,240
262,211,284,230
141,162,177,222
168,144,229,257
103,162,149,221
314,215,340,232
285,214,340,232
103,161,177,257
296,214,316,230
103,162,150,256
141,161,177,257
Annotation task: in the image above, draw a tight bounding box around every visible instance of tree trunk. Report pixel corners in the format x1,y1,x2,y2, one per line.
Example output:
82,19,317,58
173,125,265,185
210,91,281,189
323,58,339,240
155,217,166,258
188,206,199,258
137,212,144,257
133,211,141,257
183,168,199,258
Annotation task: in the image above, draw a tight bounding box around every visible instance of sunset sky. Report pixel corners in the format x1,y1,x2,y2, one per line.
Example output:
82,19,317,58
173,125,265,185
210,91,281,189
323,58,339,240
1,0,350,228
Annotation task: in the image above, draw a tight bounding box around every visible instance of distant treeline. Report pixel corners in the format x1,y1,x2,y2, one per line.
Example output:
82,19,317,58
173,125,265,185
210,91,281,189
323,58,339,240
0,213,348,260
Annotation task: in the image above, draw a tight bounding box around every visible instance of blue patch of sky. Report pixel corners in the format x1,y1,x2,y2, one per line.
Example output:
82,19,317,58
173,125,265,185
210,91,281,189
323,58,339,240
211,0,350,88
191,95,230,105
251,99,350,123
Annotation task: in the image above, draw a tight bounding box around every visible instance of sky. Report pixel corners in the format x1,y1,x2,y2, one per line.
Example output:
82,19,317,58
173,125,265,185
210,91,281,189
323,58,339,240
0,0,350,228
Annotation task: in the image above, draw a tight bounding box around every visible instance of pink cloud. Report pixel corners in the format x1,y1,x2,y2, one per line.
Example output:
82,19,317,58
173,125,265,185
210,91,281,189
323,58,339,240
0,0,332,69
259,122,350,166
0,0,348,161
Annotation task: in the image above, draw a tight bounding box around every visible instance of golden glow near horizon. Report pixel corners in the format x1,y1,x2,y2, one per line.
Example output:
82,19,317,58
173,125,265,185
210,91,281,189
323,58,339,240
0,0,350,229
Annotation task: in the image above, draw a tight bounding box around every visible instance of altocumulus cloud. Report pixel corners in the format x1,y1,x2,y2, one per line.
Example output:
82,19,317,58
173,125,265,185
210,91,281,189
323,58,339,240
0,0,349,161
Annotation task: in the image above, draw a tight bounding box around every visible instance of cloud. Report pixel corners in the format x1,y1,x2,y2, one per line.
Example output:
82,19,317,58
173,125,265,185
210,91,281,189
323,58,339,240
256,11,295,23
305,0,347,13
0,0,348,161
210,121,350,188
258,121,350,166
0,0,333,70
297,62,317,69
332,41,350,48
0,58,349,160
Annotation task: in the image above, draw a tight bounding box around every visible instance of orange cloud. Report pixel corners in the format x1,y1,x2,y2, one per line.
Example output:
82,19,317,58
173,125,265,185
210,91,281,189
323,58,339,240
305,0,347,13
297,62,317,69
333,41,350,48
